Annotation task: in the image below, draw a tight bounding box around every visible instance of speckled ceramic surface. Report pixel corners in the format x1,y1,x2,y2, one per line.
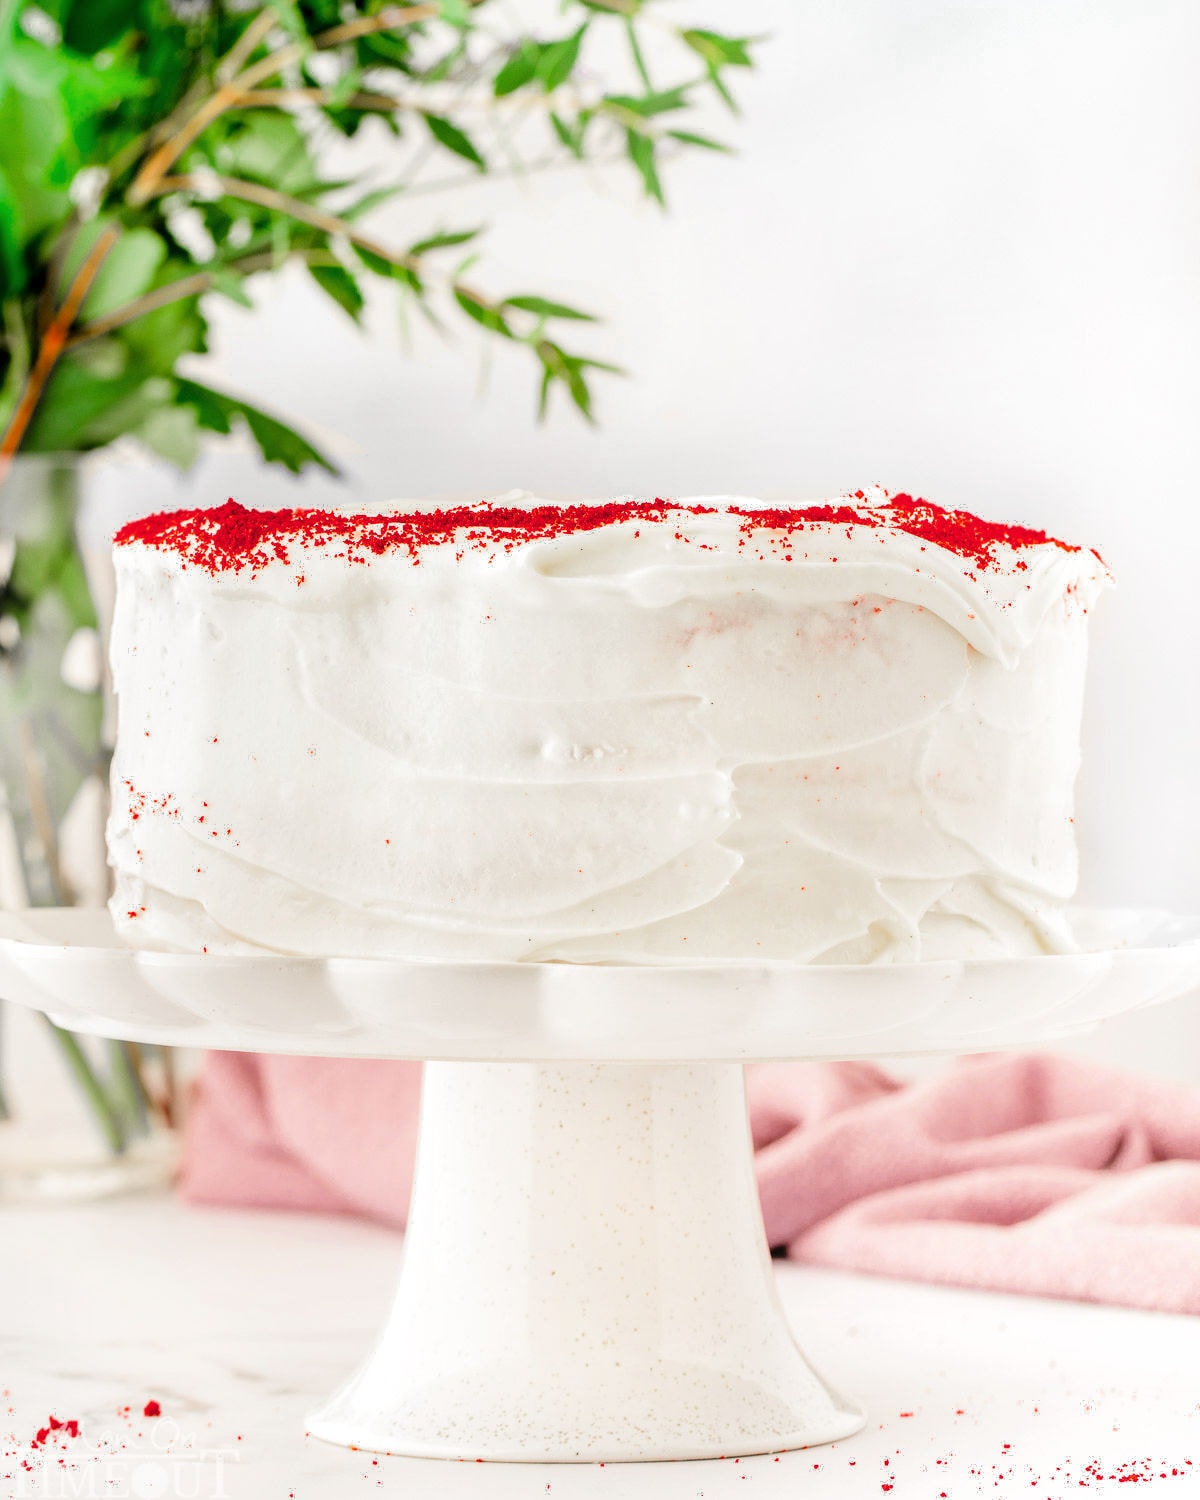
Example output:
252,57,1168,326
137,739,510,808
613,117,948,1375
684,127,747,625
310,1061,864,1461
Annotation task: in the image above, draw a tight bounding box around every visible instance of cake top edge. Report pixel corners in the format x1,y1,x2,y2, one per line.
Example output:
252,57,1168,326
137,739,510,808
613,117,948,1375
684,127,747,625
112,487,1106,579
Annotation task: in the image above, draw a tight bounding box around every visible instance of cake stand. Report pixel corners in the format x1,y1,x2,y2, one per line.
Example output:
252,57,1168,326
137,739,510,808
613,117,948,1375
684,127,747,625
1,905,1198,1465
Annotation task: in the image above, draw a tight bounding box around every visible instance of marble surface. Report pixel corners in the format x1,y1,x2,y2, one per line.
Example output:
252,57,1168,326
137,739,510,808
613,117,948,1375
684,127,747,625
0,1191,1196,1498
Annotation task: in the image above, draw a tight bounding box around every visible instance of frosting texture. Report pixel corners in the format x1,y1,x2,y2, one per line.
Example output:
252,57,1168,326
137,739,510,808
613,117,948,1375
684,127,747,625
107,489,1109,963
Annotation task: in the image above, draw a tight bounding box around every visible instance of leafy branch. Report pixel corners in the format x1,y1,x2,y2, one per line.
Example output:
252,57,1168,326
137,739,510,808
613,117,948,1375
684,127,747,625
0,0,759,476
0,227,118,487
0,0,758,1157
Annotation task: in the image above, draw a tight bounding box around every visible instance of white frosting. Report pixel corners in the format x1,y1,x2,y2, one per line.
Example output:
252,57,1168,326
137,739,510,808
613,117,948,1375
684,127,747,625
107,490,1109,963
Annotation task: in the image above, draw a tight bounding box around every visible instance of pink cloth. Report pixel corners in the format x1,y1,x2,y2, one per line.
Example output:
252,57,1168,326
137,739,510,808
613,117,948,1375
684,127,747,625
181,1052,1200,1314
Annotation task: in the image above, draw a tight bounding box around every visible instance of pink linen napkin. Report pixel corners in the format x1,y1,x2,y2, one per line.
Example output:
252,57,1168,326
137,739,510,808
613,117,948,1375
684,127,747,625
180,1051,1200,1314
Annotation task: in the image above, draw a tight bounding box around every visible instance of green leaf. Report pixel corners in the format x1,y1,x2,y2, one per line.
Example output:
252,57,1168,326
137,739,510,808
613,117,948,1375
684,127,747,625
503,294,596,323
339,184,404,222
66,334,127,380
0,298,29,432
176,378,338,475
175,378,233,436
537,341,593,422
6,35,146,118
409,226,481,257
0,86,72,259
217,113,319,196
62,221,165,322
240,405,337,477
666,129,732,153
605,87,688,118
493,40,539,97
625,130,664,206
0,173,22,295
424,114,486,171
625,17,651,89
323,64,366,111
453,289,512,338
207,267,254,308
423,38,467,83
63,0,136,53
358,28,414,67
436,0,473,28
536,24,586,92
348,242,421,293
706,66,737,113
350,242,398,278
680,28,756,114
22,354,147,451
549,111,584,159
135,402,201,469
308,263,364,323
264,0,309,45
116,285,209,377
679,29,756,69
534,340,622,424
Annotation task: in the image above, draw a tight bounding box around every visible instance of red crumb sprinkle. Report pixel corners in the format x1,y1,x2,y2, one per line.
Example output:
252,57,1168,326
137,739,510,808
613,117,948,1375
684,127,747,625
30,1416,81,1448
143,1400,161,1418
113,493,1090,578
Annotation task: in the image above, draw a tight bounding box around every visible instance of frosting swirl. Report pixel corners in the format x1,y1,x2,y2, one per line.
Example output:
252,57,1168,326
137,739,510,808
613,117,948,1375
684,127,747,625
108,489,1109,962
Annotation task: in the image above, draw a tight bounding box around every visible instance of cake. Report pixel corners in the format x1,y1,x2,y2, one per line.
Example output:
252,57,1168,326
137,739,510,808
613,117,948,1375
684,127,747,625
106,488,1109,964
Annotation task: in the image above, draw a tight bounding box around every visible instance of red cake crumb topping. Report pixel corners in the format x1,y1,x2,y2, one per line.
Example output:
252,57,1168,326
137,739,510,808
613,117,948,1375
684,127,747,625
113,491,1087,577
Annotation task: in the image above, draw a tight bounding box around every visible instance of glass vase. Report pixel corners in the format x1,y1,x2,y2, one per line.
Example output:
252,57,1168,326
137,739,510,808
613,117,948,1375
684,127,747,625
0,454,178,1199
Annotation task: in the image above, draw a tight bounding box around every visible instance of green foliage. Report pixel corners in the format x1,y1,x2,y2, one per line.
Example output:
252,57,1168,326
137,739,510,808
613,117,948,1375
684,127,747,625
503,295,596,323
308,263,365,323
424,113,486,170
0,0,759,468
176,378,339,475
63,219,166,321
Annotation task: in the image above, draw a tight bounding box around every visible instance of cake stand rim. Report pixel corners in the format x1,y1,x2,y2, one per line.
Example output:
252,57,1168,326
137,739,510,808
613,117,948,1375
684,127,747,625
0,903,1197,1062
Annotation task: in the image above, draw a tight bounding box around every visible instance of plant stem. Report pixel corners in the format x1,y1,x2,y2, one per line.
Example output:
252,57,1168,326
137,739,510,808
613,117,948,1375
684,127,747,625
216,8,278,82
0,298,30,434
161,1045,178,1131
36,216,80,338
127,4,442,206
237,87,410,111
0,225,120,491
64,249,341,347
151,173,413,269
66,271,215,346
310,4,439,50
15,718,71,906
41,1017,126,1155
108,1040,149,1137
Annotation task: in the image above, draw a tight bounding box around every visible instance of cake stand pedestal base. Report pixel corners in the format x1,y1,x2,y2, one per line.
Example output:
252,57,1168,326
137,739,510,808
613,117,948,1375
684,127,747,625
11,907,1196,1463
307,1061,863,1462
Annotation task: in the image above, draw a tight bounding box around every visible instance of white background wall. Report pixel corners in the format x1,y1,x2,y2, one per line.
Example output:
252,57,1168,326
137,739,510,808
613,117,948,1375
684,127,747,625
85,0,1200,1075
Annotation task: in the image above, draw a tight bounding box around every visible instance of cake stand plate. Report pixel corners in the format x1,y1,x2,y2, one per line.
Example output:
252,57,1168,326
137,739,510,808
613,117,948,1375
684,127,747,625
1,906,1197,1464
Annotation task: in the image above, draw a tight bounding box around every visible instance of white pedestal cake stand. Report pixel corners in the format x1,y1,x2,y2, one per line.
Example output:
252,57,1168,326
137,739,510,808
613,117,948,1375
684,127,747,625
1,906,1198,1465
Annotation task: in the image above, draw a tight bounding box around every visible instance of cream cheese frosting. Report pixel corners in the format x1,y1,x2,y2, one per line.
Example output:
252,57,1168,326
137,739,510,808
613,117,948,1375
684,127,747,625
106,488,1109,963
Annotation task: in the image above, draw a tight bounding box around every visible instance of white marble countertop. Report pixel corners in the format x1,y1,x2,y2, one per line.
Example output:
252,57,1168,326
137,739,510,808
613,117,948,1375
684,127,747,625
0,1190,1196,1498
